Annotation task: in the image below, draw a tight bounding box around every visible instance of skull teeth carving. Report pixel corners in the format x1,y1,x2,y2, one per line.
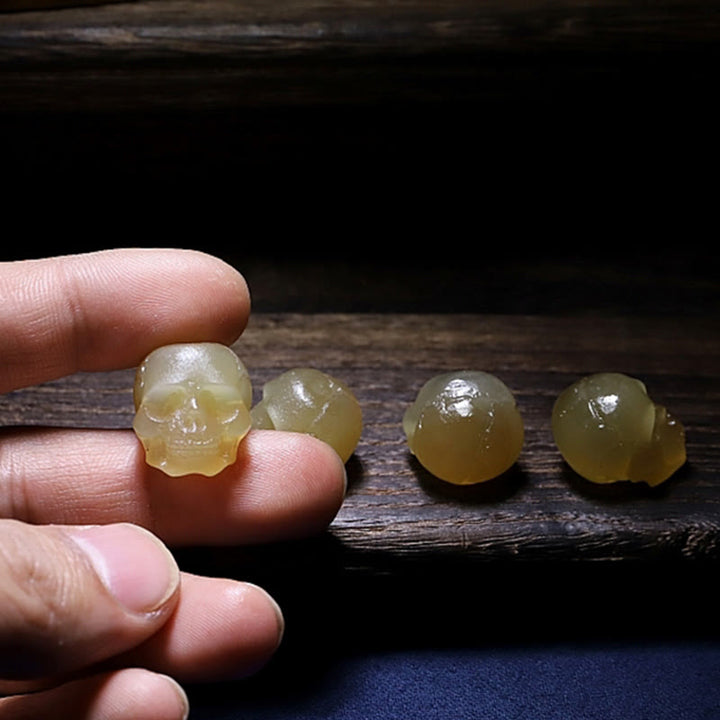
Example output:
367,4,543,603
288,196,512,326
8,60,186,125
133,343,252,477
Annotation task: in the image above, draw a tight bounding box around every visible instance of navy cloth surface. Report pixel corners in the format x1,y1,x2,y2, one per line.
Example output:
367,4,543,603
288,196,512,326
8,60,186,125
189,642,720,719
180,547,720,720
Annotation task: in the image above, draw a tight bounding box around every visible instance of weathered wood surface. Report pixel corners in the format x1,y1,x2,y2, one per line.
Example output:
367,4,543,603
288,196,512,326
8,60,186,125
4,0,719,55
2,0,719,112
1,313,718,571
4,0,718,55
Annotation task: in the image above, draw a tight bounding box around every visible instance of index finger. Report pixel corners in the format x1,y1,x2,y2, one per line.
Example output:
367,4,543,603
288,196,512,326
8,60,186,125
0,248,251,393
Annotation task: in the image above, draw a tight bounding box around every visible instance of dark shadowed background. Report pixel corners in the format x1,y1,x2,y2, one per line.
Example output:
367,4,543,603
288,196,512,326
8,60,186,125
2,1,719,717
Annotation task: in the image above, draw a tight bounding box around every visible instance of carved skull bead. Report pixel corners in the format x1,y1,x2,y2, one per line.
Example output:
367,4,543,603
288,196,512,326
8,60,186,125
551,372,686,486
250,367,362,463
133,343,252,477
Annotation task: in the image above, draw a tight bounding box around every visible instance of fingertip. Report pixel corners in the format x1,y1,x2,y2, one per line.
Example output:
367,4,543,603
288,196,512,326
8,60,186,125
105,669,190,720
218,580,286,678
0,520,179,682
243,582,285,650
123,247,252,349
305,433,349,519
180,248,252,342
235,430,348,542
144,674,190,720
67,523,180,616
0,669,189,720
0,248,253,391
120,575,285,682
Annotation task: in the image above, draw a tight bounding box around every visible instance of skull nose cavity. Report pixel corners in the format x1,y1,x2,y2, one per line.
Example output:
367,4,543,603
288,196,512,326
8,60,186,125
173,396,218,438
178,411,208,435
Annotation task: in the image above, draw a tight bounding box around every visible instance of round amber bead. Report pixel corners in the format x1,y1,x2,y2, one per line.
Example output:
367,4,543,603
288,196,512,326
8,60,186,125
404,371,524,485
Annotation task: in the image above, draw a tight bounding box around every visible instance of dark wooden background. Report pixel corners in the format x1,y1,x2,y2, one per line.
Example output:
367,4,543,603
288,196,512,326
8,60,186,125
2,0,719,707
2,0,719,259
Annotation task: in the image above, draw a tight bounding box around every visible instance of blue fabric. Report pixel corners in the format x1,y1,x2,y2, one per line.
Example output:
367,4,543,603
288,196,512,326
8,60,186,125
190,642,720,719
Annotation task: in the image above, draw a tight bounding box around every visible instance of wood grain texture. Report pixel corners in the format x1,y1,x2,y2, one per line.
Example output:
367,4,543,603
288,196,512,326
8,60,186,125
2,0,719,112
3,0,718,55
2,313,718,571
3,0,716,225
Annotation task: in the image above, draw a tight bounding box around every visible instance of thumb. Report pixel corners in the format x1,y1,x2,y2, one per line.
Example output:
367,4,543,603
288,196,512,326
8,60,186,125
0,519,180,682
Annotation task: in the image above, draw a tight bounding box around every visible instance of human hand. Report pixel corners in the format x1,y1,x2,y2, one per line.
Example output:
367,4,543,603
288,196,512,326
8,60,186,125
0,249,346,719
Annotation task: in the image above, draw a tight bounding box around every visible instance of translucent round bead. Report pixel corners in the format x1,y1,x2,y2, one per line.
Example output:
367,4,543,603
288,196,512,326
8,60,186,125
250,368,362,463
551,372,686,486
403,371,524,485
133,343,252,477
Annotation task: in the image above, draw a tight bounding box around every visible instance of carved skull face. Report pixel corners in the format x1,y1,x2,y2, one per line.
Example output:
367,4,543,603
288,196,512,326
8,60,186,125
133,343,252,477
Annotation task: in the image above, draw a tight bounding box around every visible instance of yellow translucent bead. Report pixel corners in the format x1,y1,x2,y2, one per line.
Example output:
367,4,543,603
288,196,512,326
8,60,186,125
133,343,252,477
551,372,686,486
404,371,524,485
251,368,362,463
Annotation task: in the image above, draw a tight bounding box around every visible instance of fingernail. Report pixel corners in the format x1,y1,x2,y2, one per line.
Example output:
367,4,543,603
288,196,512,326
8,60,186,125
160,674,190,720
340,460,349,499
259,585,285,648
68,524,179,615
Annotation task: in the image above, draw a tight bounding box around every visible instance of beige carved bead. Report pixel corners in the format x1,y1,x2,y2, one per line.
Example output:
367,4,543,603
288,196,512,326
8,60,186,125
251,368,362,463
551,372,686,486
133,343,252,477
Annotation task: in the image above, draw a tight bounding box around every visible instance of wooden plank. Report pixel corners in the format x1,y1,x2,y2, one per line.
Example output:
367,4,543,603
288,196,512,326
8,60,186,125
2,0,121,10
3,0,716,203
1,313,718,569
3,0,719,56
2,0,719,112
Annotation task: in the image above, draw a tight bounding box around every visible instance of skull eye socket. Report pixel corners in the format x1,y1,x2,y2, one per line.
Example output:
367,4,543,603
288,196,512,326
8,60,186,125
141,387,188,422
196,386,244,424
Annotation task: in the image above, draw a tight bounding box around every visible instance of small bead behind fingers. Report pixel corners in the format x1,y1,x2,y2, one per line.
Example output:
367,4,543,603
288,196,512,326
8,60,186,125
250,368,363,464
